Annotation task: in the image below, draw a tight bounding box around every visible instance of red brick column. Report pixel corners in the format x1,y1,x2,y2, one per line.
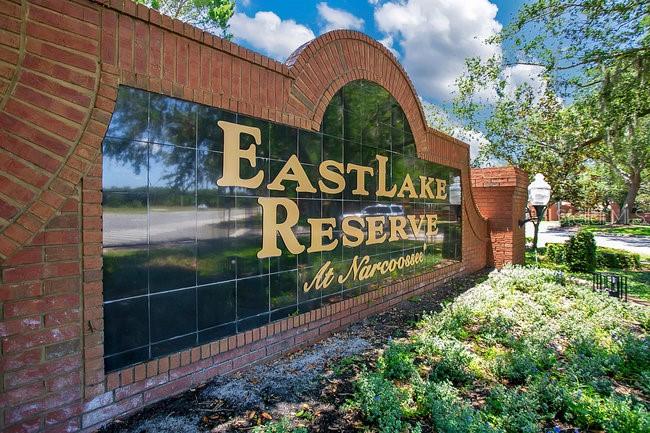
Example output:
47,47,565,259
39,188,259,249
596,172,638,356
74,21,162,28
471,167,528,268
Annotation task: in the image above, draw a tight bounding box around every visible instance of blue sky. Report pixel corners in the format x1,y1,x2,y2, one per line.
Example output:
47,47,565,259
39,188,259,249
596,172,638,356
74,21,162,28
231,0,528,106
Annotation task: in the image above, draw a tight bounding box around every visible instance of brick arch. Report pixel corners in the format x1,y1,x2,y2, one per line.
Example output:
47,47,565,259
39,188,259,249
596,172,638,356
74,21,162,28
285,30,429,149
0,0,104,263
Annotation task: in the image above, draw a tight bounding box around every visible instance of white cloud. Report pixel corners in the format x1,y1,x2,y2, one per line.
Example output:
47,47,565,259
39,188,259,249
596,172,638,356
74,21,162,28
378,35,398,57
316,2,365,33
374,0,502,101
229,11,315,61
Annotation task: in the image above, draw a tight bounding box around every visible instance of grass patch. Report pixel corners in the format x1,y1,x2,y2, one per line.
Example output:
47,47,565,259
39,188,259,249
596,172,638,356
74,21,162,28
581,224,650,237
345,266,650,433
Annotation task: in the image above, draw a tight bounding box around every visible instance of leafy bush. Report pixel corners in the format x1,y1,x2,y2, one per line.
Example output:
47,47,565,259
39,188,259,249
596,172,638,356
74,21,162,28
546,242,641,270
425,381,493,433
493,341,556,384
355,372,405,433
418,336,475,385
565,229,597,272
597,247,641,269
486,386,541,433
566,389,650,433
545,243,566,263
380,342,417,380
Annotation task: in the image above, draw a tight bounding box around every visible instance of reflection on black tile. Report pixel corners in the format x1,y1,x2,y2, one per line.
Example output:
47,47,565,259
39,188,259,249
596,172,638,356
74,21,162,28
198,323,236,344
104,297,149,355
238,313,269,332
104,347,149,372
149,242,196,292
151,334,197,358
103,246,148,301
237,276,269,319
238,114,269,158
150,93,197,147
150,288,197,342
270,123,297,161
298,130,321,165
103,140,148,190
198,106,236,152
198,281,236,329
270,270,297,310
105,87,149,141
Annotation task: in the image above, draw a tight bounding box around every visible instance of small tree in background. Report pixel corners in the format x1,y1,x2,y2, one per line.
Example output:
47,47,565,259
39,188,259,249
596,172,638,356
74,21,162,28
566,230,597,273
136,0,235,39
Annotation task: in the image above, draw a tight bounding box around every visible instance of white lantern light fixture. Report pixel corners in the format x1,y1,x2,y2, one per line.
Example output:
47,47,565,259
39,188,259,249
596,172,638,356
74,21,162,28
522,173,552,252
528,173,551,207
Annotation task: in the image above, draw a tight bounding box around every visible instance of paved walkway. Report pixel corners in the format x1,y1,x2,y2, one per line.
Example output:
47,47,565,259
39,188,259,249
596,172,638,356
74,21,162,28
526,222,650,257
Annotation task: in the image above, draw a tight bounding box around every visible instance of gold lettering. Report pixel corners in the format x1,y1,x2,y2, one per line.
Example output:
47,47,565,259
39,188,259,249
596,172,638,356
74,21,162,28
346,163,374,196
419,176,436,199
426,214,439,236
303,261,335,292
388,216,408,242
268,154,317,192
307,218,338,253
366,216,387,245
436,179,448,200
342,216,365,247
397,174,418,198
257,197,305,258
407,215,426,237
376,155,396,198
217,120,264,189
318,160,345,194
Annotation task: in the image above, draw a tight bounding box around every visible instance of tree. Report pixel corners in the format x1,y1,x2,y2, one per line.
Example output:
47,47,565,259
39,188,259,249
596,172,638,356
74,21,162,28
453,0,650,220
135,0,235,39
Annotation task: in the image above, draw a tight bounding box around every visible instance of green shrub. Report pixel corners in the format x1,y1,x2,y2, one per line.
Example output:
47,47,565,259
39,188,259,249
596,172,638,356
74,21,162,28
419,337,475,385
380,342,417,380
425,381,493,433
596,247,641,269
354,372,405,433
494,341,557,384
545,243,566,263
565,229,597,272
566,389,650,433
486,386,541,433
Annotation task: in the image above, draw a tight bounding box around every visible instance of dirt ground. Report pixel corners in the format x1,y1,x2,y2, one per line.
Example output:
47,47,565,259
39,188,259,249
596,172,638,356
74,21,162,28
99,272,489,433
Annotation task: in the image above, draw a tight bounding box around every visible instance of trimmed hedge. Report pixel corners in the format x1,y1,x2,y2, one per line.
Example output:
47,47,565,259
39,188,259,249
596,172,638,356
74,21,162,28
597,247,642,269
566,230,597,272
544,243,641,270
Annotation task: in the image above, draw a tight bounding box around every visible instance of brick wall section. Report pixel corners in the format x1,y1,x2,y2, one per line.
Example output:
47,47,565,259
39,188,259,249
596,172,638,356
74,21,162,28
0,1,526,431
471,167,529,268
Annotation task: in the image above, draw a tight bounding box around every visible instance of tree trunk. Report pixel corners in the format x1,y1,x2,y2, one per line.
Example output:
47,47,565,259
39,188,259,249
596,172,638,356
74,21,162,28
619,170,641,224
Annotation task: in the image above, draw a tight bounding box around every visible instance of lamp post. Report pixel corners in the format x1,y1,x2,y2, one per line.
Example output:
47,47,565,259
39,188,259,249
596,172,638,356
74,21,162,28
519,173,552,252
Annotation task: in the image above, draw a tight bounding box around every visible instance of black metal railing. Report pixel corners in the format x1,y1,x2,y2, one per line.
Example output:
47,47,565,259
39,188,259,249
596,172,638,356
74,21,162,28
592,272,628,302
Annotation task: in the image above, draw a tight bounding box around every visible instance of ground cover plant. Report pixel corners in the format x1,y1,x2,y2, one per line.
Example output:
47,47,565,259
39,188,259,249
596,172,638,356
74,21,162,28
345,267,650,433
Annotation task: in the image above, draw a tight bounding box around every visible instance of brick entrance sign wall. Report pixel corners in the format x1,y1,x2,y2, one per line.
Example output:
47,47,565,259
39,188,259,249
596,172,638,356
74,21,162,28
0,1,528,432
